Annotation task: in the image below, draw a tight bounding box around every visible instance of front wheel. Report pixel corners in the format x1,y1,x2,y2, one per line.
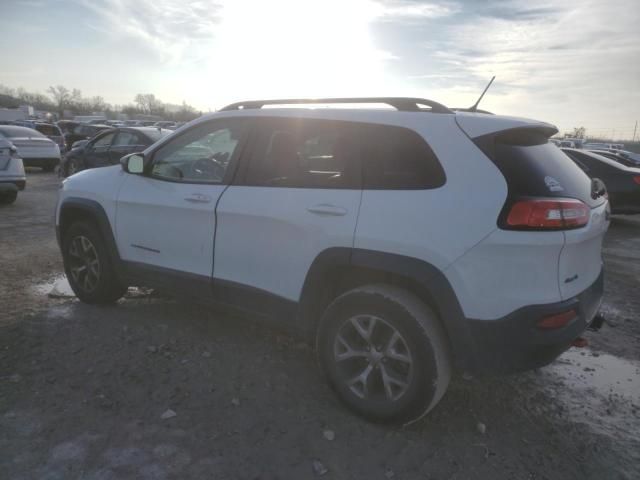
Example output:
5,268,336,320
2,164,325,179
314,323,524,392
65,158,82,177
316,284,452,424
62,222,127,304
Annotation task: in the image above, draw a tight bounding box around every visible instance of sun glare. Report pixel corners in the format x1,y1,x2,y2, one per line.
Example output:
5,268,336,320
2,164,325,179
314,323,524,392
194,0,392,109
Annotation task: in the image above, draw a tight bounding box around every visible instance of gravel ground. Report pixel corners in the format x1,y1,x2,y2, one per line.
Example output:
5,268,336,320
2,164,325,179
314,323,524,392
1,172,639,480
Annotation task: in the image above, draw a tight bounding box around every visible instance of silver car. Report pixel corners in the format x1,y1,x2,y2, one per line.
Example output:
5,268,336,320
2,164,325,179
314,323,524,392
0,137,26,204
0,125,61,172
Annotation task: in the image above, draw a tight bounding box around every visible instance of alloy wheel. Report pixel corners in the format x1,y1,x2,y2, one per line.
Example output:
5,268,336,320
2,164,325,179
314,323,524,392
67,235,101,292
333,314,414,402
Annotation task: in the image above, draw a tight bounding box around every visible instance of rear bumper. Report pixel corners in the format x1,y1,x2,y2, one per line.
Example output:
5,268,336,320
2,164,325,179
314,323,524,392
23,157,60,168
465,269,604,374
609,192,640,214
0,179,26,191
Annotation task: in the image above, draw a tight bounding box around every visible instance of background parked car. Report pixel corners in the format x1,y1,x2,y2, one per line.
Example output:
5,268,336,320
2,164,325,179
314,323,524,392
0,136,26,204
588,149,640,168
0,125,60,172
61,126,172,177
14,121,66,153
562,148,640,214
63,123,112,151
154,121,177,129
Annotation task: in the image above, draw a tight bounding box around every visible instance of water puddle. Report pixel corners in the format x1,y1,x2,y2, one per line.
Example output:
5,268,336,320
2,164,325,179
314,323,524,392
32,275,75,298
32,275,160,300
542,348,640,441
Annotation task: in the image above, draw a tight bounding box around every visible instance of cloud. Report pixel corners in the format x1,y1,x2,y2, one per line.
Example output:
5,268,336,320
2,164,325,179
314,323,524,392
372,0,460,21
77,0,223,64
391,0,640,134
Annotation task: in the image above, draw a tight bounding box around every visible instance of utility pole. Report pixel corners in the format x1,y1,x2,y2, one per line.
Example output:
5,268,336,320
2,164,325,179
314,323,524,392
633,121,638,142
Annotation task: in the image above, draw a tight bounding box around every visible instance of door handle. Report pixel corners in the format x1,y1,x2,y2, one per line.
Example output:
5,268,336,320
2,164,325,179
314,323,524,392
184,193,212,204
306,204,348,216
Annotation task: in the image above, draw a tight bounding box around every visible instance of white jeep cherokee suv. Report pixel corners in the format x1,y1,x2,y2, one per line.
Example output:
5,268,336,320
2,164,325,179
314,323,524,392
55,98,609,423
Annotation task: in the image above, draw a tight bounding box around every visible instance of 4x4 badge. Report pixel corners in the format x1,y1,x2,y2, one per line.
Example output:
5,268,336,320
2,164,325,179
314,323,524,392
545,176,564,192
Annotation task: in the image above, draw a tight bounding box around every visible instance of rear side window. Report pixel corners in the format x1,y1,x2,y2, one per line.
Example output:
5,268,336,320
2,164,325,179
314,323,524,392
360,124,445,189
242,118,445,190
244,118,360,188
475,129,601,208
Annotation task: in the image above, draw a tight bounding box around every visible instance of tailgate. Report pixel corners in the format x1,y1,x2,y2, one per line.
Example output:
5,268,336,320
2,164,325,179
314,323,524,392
558,202,610,300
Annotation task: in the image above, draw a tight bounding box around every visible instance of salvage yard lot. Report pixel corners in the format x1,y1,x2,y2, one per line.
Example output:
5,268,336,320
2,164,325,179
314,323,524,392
1,172,639,479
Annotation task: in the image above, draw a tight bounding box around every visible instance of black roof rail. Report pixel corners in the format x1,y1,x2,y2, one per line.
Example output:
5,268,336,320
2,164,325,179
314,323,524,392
220,97,453,114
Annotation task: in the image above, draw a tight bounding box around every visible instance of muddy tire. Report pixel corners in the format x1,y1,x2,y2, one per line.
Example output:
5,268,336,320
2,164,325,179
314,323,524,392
0,191,18,204
62,221,127,304
316,284,452,424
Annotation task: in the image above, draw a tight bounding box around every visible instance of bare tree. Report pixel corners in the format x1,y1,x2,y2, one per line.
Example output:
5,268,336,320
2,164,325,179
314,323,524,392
48,85,72,117
571,127,586,139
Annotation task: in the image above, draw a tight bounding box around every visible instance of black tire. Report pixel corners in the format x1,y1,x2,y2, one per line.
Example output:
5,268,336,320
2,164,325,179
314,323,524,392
65,158,82,177
0,191,18,204
62,221,127,304
316,284,452,424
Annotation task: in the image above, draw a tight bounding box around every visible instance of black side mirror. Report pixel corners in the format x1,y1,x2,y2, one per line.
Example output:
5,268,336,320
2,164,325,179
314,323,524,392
121,153,145,174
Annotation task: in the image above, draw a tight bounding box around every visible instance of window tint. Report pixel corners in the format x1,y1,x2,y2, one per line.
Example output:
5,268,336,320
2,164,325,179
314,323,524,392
245,119,360,188
151,119,246,183
113,131,141,147
360,124,445,189
475,131,601,208
92,132,115,148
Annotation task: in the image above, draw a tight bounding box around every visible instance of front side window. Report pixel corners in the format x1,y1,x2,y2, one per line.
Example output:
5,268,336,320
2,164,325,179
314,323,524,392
244,119,360,188
112,131,141,147
151,119,246,183
92,132,115,148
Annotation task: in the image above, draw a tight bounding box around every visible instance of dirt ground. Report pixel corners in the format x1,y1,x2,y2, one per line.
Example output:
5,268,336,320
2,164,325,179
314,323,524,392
1,172,639,480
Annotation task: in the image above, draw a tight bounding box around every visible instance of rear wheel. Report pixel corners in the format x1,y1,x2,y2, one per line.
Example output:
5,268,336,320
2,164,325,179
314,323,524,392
317,284,452,424
0,191,18,204
62,222,127,304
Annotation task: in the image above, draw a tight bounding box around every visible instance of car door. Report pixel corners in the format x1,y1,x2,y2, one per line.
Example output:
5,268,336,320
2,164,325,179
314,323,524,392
109,130,146,164
114,117,250,296
83,131,116,168
213,117,362,311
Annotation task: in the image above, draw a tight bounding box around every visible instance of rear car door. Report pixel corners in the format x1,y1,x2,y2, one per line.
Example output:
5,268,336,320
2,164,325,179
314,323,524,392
213,117,362,310
115,117,250,296
83,131,116,168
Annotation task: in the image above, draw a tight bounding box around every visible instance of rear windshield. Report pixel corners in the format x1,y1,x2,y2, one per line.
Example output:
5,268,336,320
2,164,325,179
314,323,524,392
475,129,602,208
35,124,61,136
0,126,46,138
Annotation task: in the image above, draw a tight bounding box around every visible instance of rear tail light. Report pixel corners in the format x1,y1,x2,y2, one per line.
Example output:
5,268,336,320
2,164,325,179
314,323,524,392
633,176,640,185
537,309,577,330
505,198,589,230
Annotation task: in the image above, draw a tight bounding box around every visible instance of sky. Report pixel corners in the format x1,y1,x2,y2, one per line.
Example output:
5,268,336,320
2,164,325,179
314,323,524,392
1,0,639,139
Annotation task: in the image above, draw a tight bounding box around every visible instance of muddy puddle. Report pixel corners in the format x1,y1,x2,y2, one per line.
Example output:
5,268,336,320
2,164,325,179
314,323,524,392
31,275,160,300
540,348,640,442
